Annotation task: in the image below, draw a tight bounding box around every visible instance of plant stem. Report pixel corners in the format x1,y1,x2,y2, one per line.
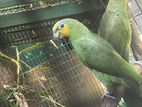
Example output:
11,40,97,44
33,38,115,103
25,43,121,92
0,52,19,65
15,47,20,91
40,95,65,107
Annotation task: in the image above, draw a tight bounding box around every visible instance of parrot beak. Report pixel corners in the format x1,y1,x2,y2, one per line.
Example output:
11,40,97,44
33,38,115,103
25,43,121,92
52,23,69,39
53,29,64,40
53,32,63,39
53,31,59,39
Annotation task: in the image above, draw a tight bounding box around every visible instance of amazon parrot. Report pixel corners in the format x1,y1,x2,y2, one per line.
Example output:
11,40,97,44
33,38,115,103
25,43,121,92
98,0,142,106
52,18,142,106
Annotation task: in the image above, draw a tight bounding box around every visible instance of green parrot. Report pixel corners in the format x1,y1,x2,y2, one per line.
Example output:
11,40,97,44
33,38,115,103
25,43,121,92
52,18,142,104
99,0,130,61
98,0,142,106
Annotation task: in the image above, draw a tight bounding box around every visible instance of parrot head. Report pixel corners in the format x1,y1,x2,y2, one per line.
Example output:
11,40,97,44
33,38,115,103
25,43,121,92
52,19,70,39
52,18,85,39
52,18,91,40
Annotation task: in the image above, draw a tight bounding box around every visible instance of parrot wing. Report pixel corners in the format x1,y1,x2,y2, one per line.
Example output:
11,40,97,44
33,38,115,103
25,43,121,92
74,37,142,93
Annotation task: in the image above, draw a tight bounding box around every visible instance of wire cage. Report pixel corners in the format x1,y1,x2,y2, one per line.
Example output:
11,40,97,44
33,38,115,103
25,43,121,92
0,0,108,107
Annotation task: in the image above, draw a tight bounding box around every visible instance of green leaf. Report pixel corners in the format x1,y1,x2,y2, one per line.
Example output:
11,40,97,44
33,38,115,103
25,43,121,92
19,43,41,55
19,41,50,55
0,52,19,65
27,90,49,97
39,91,49,97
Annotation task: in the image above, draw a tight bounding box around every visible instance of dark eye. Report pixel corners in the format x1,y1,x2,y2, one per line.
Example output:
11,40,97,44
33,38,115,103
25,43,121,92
60,24,64,28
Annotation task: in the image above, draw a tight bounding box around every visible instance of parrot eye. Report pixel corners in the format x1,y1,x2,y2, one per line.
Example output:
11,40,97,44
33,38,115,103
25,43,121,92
60,24,64,28
57,24,65,30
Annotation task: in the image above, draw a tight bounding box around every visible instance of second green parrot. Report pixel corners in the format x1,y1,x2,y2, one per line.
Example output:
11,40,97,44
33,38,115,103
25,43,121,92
98,0,142,106
99,0,131,61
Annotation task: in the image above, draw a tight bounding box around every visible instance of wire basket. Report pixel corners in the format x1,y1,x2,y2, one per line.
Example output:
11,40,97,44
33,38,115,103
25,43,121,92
1,37,105,107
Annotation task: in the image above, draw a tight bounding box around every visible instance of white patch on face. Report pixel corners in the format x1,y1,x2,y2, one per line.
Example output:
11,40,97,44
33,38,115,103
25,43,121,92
53,32,60,38
53,32,63,39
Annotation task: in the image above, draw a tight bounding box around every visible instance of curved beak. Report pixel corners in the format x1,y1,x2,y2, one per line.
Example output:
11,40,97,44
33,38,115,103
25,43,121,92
53,31,59,39
53,31,63,39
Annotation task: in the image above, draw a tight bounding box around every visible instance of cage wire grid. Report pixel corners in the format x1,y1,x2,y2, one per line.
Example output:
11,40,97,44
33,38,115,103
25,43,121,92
1,38,105,107
0,0,109,107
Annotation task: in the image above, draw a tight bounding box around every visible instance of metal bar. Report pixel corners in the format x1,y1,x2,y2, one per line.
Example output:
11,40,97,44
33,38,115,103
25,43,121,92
0,1,101,28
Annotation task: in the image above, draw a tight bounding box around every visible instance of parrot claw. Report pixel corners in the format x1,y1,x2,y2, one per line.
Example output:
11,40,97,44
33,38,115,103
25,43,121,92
102,91,117,102
101,91,118,107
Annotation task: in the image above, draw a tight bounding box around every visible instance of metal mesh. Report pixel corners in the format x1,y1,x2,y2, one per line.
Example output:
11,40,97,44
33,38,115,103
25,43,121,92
0,0,83,15
0,20,54,47
24,50,105,107
1,38,105,107
0,11,103,48
0,0,83,47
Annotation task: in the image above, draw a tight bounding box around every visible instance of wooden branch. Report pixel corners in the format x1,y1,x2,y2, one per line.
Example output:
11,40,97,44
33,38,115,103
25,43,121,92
128,8,142,60
130,22,142,60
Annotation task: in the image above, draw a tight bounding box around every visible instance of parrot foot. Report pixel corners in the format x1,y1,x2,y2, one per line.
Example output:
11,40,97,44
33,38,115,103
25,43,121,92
101,91,118,107
102,91,117,101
